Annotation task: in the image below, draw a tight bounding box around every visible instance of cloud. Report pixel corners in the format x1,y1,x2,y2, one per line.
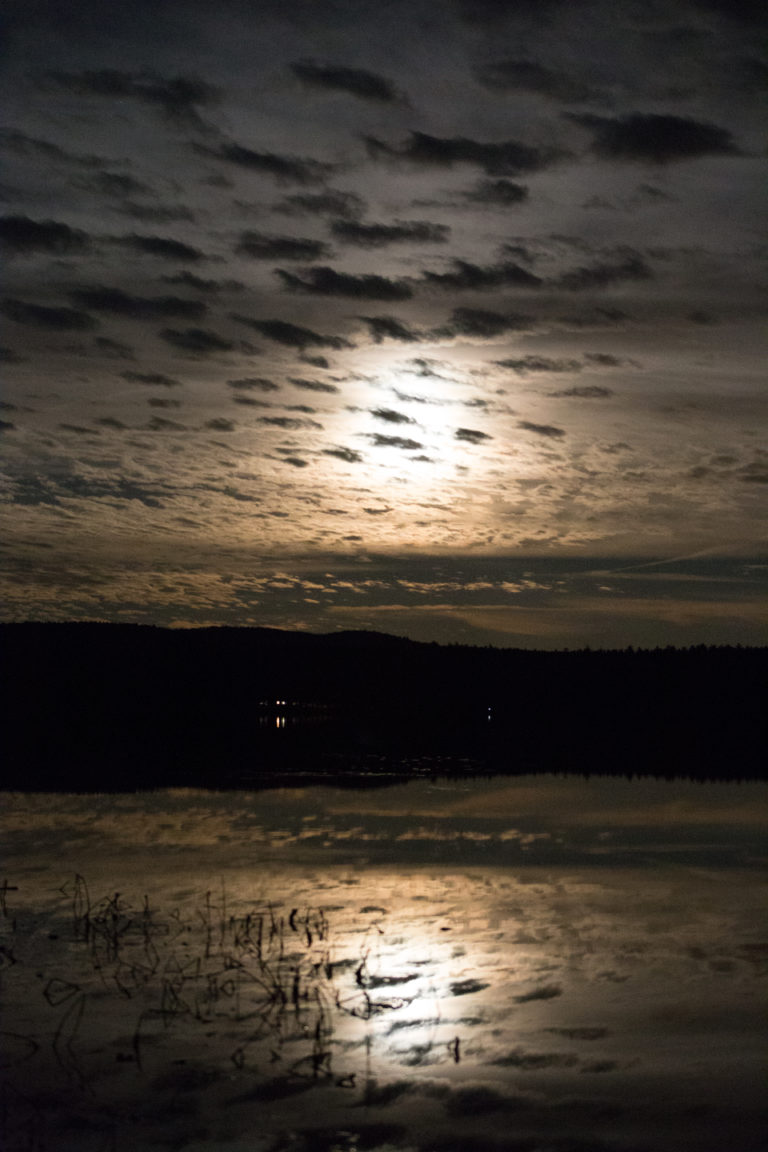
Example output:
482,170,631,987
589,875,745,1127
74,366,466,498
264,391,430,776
95,336,135,359
121,371,181,388
273,190,366,219
584,352,628,366
359,316,423,343
78,171,152,198
476,59,603,103
423,259,542,290
113,202,196,224
0,128,103,169
568,112,742,163
257,415,323,429
557,251,652,290
291,60,398,103
159,328,234,354
1,299,97,330
371,408,414,425
365,131,555,175
517,420,566,438
231,316,352,349
464,179,529,206
551,385,613,398
497,355,581,374
236,231,330,261
456,427,493,443
490,1047,577,1069
46,69,217,127
115,233,205,261
0,215,90,255
276,266,413,300
436,307,533,337
161,271,239,294
514,983,563,1002
227,377,279,392
323,446,363,463
195,140,332,184
205,417,235,431
71,286,205,320
331,219,450,247
289,377,340,394
370,434,424,449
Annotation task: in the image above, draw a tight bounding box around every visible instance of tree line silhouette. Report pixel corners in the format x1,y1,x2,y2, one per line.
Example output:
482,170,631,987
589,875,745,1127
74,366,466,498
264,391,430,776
2,622,765,788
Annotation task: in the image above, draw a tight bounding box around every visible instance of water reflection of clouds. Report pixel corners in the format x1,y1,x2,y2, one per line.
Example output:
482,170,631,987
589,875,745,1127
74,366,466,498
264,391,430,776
1,779,766,1152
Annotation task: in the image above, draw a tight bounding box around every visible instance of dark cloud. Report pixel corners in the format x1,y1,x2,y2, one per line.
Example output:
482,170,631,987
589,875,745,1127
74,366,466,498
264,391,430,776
370,434,423,449
114,202,196,224
195,140,332,184
456,427,493,443
71,286,205,320
147,397,181,409
1,299,97,330
550,385,613,398
122,371,181,388
273,190,366,219
231,395,272,408
205,417,235,431
559,306,630,327
161,271,240,294
497,355,581,374
423,259,542,290
359,316,423,343
79,171,152,198
558,251,652,291
300,354,330,368
476,59,602,103
146,415,186,431
0,128,103,169
291,60,398,103
490,1048,577,1069
227,377,280,392
115,233,205,261
257,415,323,429
464,179,529,206
231,316,352,350
323,446,363,463
568,112,742,163
456,0,564,24
692,0,767,23
0,348,24,363
436,307,533,337
46,70,217,126
365,131,554,176
371,408,414,425
282,456,309,467
518,420,566,438
159,328,234,354
0,215,90,255
514,982,563,1001
331,219,450,247
276,266,413,300
584,352,627,366
236,231,330,261
96,416,128,430
289,377,340,394
0,419,16,432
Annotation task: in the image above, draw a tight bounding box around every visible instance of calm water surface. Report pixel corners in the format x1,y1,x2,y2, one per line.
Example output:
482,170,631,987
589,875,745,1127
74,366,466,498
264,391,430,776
1,775,766,1152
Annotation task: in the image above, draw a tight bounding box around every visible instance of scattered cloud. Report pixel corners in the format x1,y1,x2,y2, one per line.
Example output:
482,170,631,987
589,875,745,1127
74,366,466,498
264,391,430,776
236,230,330,261
291,60,399,103
557,251,653,290
114,233,205,261
365,131,555,176
276,266,413,300
371,408,414,425
370,434,424,449
196,139,332,184
71,286,205,320
323,446,363,463
331,219,449,247
464,179,529,205
227,377,280,392
121,371,181,388
550,385,613,398
497,355,581,374
231,316,352,349
289,377,340,394
273,190,366,219
359,316,423,343
568,112,743,163
45,69,218,126
517,420,566,438
1,299,97,329
476,59,603,103
436,307,533,338
423,259,542,290
159,328,234,354
0,215,90,255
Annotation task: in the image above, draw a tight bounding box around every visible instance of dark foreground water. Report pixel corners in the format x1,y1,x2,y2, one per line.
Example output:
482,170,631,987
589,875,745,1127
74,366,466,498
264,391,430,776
1,776,766,1152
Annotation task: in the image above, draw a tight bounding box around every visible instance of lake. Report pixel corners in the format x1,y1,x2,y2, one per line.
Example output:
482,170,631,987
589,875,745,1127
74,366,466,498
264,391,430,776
1,775,766,1152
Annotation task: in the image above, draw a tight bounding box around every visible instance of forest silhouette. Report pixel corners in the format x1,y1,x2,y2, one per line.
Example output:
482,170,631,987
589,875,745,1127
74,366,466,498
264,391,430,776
2,622,765,789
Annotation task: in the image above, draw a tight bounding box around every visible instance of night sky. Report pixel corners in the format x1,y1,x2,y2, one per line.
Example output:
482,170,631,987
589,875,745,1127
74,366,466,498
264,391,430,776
2,0,766,648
